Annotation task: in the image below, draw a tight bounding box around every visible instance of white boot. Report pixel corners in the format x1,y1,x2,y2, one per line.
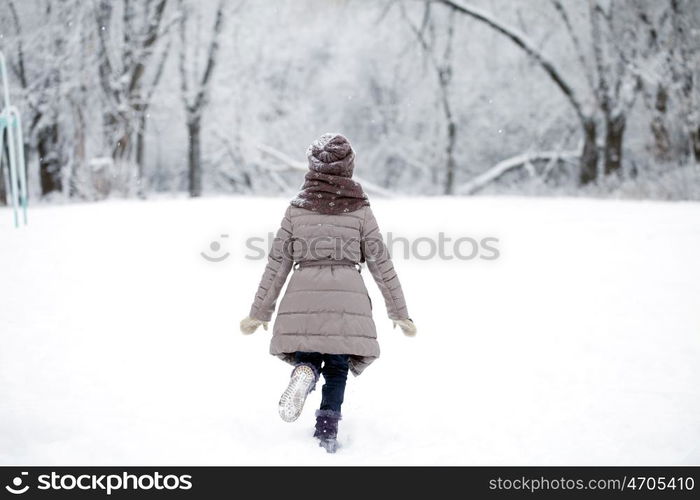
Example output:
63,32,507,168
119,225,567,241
278,364,317,422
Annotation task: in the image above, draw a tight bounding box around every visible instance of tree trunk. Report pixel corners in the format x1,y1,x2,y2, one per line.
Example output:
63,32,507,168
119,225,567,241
0,140,7,205
691,126,700,162
37,123,62,195
604,114,626,175
136,113,147,198
579,118,598,184
444,117,456,195
650,85,671,161
187,118,202,197
112,124,131,162
70,103,86,198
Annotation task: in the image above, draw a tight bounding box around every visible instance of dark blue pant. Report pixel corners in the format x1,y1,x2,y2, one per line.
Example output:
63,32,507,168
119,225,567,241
294,352,349,413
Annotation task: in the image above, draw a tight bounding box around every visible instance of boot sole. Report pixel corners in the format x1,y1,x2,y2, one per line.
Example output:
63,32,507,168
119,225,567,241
278,365,315,422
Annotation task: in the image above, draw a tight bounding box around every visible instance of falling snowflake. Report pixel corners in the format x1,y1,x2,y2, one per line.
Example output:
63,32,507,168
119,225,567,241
329,202,335,206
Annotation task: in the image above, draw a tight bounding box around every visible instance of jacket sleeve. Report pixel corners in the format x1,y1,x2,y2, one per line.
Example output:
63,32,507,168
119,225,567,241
248,206,294,321
360,206,410,321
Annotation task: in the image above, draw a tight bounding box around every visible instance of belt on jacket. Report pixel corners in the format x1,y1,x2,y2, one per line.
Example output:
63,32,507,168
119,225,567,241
294,259,361,271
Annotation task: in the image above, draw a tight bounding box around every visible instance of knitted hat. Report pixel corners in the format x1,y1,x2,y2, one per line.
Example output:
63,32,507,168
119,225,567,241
306,133,355,178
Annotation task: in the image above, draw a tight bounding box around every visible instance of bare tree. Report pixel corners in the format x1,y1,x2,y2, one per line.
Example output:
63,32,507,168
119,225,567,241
3,0,85,196
437,0,600,184
400,2,458,194
587,0,641,176
177,0,228,197
597,0,698,165
95,0,171,192
633,4,673,161
136,36,172,195
438,0,650,184
669,0,700,161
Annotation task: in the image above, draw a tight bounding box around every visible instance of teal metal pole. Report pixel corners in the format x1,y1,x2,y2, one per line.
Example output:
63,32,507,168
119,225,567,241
0,117,5,202
9,107,28,224
0,51,23,227
4,117,20,229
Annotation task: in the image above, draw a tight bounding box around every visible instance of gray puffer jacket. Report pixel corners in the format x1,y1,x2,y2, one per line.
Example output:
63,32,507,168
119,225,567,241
248,204,409,375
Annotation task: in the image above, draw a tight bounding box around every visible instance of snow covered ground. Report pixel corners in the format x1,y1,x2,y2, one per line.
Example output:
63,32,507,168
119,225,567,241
1,196,699,465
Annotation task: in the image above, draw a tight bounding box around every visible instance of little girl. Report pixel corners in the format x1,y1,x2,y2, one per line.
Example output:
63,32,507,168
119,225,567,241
240,133,416,453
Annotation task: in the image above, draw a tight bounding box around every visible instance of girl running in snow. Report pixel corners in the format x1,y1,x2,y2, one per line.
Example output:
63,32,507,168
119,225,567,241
240,133,416,453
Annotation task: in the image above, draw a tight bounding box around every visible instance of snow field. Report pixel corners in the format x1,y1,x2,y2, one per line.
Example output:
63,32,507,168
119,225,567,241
1,196,699,464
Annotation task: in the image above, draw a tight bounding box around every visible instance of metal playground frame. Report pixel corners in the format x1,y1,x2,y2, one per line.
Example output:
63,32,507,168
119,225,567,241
0,50,28,227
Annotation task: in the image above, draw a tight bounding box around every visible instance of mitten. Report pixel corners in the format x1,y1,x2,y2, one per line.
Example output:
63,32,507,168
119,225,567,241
240,316,269,335
393,318,417,337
